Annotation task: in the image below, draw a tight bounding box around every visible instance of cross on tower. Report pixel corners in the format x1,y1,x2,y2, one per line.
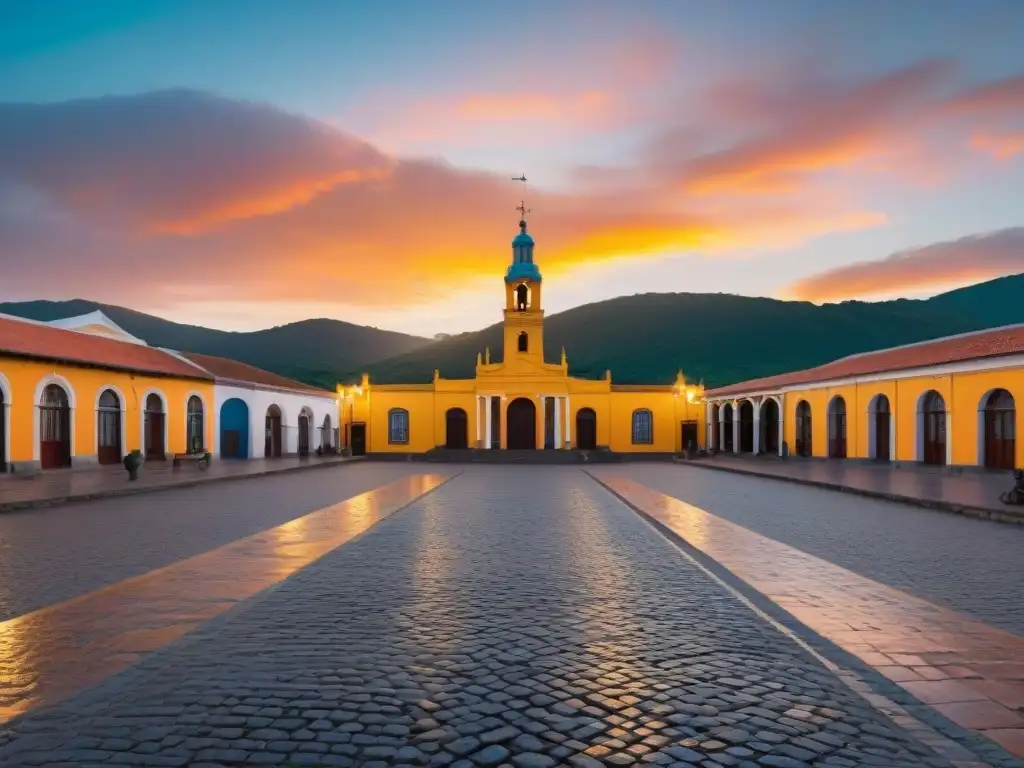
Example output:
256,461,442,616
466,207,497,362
512,175,530,222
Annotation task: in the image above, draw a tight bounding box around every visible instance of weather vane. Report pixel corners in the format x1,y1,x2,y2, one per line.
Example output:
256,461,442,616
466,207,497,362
513,174,530,219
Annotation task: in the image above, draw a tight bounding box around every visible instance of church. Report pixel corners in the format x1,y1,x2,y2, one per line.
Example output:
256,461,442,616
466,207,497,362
338,210,706,455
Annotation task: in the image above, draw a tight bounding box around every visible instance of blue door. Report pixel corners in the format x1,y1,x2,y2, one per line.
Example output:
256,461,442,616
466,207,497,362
220,398,249,459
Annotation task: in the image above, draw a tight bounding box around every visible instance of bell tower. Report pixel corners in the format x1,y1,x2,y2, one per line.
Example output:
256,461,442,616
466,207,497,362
503,190,545,364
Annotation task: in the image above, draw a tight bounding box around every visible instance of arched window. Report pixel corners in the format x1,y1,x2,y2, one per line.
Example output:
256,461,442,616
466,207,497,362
515,283,529,311
631,409,653,445
828,396,847,459
186,396,204,454
144,392,166,460
795,400,812,457
297,407,312,455
518,331,528,352
97,389,122,465
919,390,946,465
39,383,71,469
981,389,1015,470
388,408,410,445
869,394,891,461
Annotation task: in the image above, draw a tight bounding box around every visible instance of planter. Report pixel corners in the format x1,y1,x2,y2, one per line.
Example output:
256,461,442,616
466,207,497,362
123,450,143,481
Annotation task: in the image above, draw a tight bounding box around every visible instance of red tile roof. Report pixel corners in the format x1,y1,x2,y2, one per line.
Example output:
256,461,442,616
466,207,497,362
182,352,334,396
705,324,1024,398
0,315,212,380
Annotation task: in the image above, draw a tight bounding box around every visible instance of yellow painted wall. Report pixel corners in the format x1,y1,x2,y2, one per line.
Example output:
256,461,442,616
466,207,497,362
342,376,708,455
365,389,438,453
1,355,214,465
763,365,1024,467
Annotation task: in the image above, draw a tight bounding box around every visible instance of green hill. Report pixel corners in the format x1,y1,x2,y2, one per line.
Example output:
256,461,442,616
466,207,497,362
5,273,1022,391
347,273,1024,389
0,299,430,388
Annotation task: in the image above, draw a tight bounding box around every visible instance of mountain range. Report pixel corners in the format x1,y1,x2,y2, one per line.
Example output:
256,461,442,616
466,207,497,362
2,273,1022,390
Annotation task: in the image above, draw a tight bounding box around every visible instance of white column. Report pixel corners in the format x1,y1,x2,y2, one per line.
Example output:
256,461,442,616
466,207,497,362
778,399,784,457
484,395,492,449
753,410,761,455
706,406,713,451
946,406,953,466
719,411,725,452
565,396,571,447
554,397,562,449
540,395,547,449
732,405,740,454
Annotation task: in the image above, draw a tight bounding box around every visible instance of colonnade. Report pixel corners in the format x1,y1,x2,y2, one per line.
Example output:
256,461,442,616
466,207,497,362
706,396,785,456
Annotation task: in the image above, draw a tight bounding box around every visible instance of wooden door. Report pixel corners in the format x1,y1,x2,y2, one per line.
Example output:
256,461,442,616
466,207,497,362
97,409,122,464
874,412,890,461
923,411,946,465
265,415,282,457
445,409,468,449
576,408,597,450
984,410,1015,470
681,420,698,452
795,402,811,457
829,413,847,458
40,406,71,469
145,412,165,459
506,398,536,450
298,415,310,455
350,424,366,456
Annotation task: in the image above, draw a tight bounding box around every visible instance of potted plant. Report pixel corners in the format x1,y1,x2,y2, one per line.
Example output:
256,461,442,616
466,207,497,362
201,451,212,469
124,449,143,481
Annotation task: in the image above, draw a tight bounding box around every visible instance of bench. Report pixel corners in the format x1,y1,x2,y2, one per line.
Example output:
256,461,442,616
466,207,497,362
172,453,209,470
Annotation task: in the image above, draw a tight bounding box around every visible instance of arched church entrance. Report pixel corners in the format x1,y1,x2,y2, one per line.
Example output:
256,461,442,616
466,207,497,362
506,398,536,450
445,408,469,449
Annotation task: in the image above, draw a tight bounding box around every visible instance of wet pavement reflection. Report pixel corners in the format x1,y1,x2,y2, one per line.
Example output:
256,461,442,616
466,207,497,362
0,472,450,722
598,474,1024,758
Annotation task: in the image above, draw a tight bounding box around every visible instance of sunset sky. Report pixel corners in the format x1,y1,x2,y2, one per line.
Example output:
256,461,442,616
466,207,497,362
1,0,1023,337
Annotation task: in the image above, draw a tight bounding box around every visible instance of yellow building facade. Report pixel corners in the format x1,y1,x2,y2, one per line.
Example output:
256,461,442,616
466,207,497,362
0,312,215,473
339,217,706,455
703,327,1023,470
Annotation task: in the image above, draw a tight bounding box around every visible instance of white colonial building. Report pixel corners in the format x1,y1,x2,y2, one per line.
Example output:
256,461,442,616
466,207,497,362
179,352,338,460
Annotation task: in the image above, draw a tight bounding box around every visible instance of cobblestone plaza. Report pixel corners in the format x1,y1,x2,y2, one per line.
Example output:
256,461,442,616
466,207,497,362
0,464,1021,767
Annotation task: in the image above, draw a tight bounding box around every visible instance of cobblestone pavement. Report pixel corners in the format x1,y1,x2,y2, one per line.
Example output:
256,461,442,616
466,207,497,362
618,464,1024,637
0,456,357,511
596,472,1024,763
0,467,963,766
0,463,421,621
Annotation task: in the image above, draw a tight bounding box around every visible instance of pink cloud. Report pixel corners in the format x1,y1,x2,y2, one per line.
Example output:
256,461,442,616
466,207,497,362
786,228,1024,302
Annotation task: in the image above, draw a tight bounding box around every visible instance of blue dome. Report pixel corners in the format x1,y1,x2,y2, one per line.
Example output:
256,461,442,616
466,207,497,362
512,231,535,247
505,262,542,283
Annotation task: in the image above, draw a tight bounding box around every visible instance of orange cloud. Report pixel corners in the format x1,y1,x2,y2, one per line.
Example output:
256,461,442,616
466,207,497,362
944,74,1024,116
0,90,392,237
665,60,955,197
970,131,1024,160
785,228,1024,303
